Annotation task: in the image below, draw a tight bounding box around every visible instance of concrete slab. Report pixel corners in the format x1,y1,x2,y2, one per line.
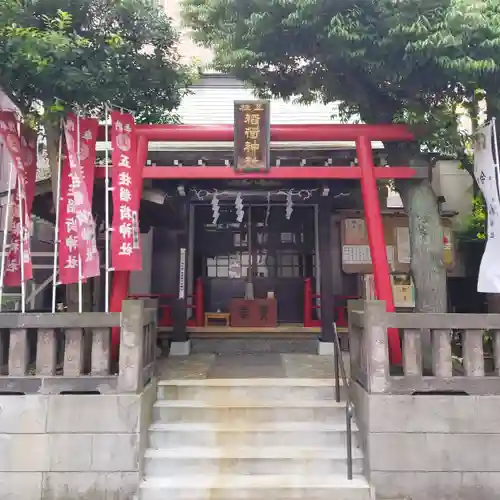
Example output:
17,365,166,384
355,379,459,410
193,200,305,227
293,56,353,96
157,353,348,381
0,472,42,500
0,395,48,434
42,471,139,500
138,474,372,500
0,433,49,472
46,394,140,433
206,354,285,378
170,341,191,356
318,341,335,355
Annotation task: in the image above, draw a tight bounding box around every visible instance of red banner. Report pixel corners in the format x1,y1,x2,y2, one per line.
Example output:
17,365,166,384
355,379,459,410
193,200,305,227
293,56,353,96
78,117,99,203
0,113,36,286
110,111,142,270
58,114,100,284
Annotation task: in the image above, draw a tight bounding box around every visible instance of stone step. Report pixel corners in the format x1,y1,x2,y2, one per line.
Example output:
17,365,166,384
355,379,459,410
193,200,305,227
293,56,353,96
157,378,346,402
138,474,372,500
190,338,318,354
152,399,347,424
143,446,364,476
148,421,358,448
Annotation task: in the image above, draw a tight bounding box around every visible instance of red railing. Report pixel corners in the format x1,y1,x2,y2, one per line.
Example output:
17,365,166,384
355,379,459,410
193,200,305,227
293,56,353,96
304,278,321,327
303,278,358,328
129,277,204,327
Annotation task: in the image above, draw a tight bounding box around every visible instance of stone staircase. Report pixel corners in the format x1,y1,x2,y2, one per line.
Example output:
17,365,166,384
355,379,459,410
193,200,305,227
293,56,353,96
138,378,373,500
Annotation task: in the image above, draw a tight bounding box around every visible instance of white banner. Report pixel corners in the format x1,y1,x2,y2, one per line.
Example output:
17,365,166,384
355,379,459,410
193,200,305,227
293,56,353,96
474,121,500,293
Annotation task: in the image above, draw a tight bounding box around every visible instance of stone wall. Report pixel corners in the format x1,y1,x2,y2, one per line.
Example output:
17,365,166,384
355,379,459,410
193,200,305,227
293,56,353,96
348,300,500,499
353,383,500,500
0,380,156,500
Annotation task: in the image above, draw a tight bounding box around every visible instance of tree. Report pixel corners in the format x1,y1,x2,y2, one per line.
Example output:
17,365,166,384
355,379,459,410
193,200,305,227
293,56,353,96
0,0,192,188
0,0,192,310
182,0,466,318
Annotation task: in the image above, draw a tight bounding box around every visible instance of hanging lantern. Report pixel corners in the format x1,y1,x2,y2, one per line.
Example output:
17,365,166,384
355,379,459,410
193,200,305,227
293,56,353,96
285,191,293,220
235,192,244,223
212,194,220,225
265,191,271,226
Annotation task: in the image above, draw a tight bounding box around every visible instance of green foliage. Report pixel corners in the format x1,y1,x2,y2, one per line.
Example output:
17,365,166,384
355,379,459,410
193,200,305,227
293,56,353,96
458,195,487,242
182,0,461,122
0,0,191,118
181,0,497,160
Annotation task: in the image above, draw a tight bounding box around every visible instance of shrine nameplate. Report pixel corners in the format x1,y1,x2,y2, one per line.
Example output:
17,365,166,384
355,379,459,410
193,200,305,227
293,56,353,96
234,100,270,172
230,298,277,327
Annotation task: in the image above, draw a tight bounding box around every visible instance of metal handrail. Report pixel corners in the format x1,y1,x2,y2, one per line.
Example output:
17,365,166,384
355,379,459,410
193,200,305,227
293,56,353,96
332,321,354,480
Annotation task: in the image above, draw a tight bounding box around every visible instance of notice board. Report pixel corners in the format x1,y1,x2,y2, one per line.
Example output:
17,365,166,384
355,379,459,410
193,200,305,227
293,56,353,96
341,215,454,274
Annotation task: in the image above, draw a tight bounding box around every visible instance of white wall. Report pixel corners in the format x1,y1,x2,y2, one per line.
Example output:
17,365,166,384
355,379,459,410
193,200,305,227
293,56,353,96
161,0,214,66
432,160,473,227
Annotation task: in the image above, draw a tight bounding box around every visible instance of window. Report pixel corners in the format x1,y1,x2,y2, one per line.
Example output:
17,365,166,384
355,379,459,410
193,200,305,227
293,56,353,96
206,253,250,278
276,250,301,277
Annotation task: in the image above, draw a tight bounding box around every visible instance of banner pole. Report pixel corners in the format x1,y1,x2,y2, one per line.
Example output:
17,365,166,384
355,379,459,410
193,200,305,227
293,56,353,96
51,122,63,313
17,176,25,314
492,118,500,168
104,104,111,312
0,155,14,312
76,111,83,313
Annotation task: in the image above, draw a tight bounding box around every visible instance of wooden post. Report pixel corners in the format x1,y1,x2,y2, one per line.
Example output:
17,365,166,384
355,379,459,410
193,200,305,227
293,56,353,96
118,300,145,392
172,198,189,342
194,277,204,327
304,278,313,327
363,301,390,393
318,199,335,341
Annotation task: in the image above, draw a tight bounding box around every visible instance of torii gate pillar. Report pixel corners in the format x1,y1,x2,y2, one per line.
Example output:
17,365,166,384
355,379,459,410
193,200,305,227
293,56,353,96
356,135,402,364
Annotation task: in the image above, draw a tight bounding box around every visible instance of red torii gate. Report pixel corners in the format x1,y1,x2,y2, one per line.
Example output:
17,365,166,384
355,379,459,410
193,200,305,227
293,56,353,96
100,123,416,364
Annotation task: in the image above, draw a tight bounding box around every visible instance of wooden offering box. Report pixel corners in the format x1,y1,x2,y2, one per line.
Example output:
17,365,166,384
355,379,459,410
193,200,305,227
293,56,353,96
230,298,277,327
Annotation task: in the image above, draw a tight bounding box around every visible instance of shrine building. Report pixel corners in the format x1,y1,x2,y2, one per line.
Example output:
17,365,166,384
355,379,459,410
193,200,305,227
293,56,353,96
7,76,474,357
87,92,465,357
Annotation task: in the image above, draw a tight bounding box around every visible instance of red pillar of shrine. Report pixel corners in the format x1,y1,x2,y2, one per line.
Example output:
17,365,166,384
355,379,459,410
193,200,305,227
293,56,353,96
356,136,402,364
110,135,149,357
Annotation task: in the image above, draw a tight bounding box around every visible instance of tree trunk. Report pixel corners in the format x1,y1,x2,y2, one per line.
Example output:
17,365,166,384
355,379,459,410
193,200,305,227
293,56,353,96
397,177,447,314
386,145,448,314
383,143,447,371
397,174,447,372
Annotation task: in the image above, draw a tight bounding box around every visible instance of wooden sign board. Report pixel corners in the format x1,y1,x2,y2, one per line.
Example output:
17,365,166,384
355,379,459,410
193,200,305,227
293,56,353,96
341,215,455,274
234,100,270,172
362,273,416,308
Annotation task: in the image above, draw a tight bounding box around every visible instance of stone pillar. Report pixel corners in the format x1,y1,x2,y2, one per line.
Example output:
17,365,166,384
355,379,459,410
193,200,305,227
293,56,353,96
363,300,390,393
118,300,145,393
